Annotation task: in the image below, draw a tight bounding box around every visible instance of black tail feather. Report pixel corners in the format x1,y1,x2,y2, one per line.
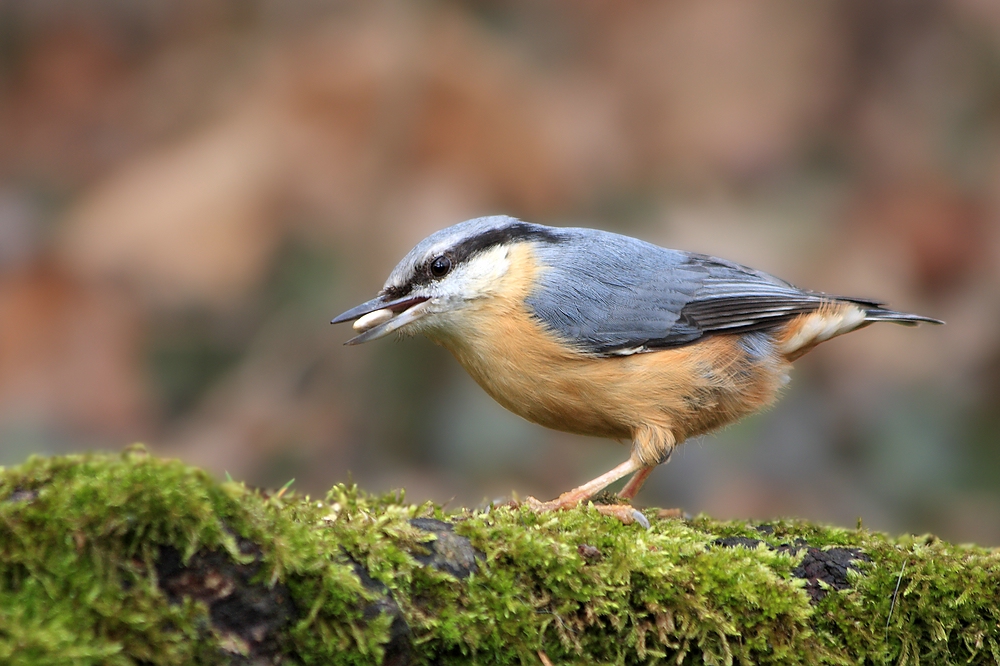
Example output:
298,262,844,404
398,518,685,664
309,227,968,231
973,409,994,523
860,307,944,326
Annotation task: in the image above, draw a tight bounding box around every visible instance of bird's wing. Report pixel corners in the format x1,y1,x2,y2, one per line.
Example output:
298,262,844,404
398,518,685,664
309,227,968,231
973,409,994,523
527,230,863,355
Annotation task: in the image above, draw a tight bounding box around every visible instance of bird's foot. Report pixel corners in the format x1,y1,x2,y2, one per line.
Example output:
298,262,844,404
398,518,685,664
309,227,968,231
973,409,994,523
594,503,651,528
522,494,650,528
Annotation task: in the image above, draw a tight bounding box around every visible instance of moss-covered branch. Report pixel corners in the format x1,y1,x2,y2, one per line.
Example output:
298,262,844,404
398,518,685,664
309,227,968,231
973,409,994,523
2,449,999,665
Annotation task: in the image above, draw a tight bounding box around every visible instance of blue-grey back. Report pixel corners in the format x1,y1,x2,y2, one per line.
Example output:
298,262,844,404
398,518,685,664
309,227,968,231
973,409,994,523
526,226,837,355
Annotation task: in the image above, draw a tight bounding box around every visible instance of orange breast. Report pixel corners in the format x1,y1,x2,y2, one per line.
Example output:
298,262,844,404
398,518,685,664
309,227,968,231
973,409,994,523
426,243,792,447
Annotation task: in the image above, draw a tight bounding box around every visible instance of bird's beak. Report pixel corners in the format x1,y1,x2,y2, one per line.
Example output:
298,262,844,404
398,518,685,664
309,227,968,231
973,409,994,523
331,294,431,345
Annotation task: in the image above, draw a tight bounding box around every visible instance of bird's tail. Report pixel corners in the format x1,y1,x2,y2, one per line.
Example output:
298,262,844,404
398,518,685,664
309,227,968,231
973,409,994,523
855,304,944,327
776,297,942,360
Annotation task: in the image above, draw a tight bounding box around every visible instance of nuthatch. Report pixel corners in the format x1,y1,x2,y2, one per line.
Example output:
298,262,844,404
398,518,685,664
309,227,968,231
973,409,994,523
332,216,942,522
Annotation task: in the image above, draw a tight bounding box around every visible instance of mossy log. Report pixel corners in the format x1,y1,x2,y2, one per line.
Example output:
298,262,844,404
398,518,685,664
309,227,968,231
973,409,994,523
2,449,1000,665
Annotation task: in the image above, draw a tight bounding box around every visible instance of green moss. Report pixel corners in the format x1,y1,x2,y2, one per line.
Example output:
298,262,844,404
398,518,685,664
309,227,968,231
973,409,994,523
1,450,999,665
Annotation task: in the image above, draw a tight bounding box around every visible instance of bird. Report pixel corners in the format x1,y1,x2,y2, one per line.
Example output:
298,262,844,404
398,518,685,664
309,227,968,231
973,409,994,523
331,215,942,524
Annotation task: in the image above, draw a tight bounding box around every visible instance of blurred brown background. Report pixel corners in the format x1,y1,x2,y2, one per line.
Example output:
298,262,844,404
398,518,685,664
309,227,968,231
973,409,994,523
2,0,999,543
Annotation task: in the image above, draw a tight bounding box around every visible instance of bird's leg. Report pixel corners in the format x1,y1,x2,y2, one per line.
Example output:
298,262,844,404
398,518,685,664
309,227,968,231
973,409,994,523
523,455,653,527
522,428,675,526
618,466,655,500
617,424,675,499
525,456,643,512
524,454,649,530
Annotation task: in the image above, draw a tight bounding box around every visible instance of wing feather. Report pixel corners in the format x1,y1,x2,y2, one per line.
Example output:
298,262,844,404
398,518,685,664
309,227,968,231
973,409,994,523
527,230,854,355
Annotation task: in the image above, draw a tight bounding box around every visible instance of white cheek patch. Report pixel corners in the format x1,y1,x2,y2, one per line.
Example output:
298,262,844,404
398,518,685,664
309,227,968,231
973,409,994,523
443,245,511,300
779,305,867,355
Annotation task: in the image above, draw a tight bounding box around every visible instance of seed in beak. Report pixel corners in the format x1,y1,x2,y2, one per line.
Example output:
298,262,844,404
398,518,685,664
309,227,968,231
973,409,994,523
353,308,394,332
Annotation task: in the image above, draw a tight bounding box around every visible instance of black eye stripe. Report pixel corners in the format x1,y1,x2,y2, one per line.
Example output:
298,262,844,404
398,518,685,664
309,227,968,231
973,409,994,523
392,223,562,295
447,224,560,265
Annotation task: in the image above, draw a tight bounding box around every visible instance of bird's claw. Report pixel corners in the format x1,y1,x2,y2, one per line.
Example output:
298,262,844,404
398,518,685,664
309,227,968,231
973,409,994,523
595,504,651,529
522,496,650,528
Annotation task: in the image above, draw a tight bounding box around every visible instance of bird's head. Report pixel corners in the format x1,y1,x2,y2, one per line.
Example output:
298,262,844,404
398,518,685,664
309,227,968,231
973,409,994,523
331,216,560,344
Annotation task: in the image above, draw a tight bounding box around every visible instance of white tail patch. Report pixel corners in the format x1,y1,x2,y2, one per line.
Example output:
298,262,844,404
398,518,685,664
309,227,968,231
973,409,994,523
778,305,867,356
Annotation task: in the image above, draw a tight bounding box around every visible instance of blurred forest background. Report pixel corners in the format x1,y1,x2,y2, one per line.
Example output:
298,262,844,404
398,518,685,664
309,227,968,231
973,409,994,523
2,0,1000,543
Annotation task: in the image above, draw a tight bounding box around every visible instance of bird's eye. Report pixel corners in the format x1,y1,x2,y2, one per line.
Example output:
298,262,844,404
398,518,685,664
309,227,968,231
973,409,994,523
430,255,451,278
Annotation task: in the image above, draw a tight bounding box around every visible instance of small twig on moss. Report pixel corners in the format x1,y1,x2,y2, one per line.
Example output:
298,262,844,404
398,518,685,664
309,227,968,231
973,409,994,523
885,557,908,634
275,478,295,500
